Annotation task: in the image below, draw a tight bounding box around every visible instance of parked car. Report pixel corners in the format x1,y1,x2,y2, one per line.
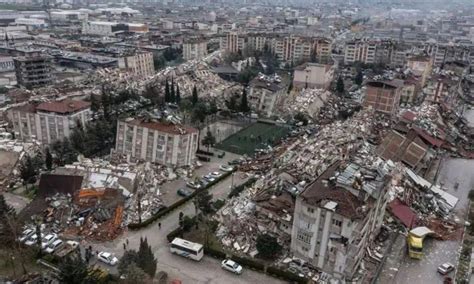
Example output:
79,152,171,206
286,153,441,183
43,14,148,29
45,239,63,254
209,171,222,178
228,159,241,165
199,179,209,188
438,263,455,275
98,252,118,266
41,233,58,249
186,181,202,189
25,233,44,246
18,228,35,243
221,259,242,274
219,165,235,172
177,188,193,197
203,175,216,182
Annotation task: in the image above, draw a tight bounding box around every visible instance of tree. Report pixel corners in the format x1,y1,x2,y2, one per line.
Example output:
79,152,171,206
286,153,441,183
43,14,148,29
196,189,213,215
100,89,111,119
90,94,100,113
165,79,170,103
19,155,38,184
0,194,16,245
118,250,139,276
70,120,86,154
121,263,150,284
336,76,345,94
294,112,309,126
202,128,216,152
175,84,181,105
192,102,208,124
137,237,157,278
240,88,250,113
226,95,238,111
170,78,176,103
45,147,53,171
51,138,77,166
58,256,100,284
310,48,317,63
256,233,282,259
192,85,198,106
354,69,363,86
287,79,293,94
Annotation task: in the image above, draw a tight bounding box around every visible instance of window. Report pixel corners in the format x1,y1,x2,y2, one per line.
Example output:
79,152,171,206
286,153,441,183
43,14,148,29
332,219,342,227
306,207,314,214
296,230,312,244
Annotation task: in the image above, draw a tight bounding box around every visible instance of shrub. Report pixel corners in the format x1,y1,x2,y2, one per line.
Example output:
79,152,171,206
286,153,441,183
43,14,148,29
166,227,184,242
469,190,474,201
230,255,265,272
266,266,307,283
211,199,226,212
228,177,257,198
204,246,227,259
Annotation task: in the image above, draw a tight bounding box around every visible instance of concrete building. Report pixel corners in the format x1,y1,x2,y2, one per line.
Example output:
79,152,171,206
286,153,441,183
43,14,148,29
183,39,208,61
290,161,390,281
13,55,54,89
293,62,335,90
220,32,244,53
115,118,198,167
7,99,91,144
118,51,155,77
406,55,432,86
82,21,148,36
248,76,286,117
0,56,14,72
344,40,377,65
363,80,403,115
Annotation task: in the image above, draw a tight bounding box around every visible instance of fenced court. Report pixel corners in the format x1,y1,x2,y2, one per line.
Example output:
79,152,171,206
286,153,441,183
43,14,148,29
215,121,290,156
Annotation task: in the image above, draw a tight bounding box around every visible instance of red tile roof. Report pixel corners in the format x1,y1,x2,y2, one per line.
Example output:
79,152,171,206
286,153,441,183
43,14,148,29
36,99,91,114
401,111,416,122
125,118,198,135
389,198,418,228
412,126,445,148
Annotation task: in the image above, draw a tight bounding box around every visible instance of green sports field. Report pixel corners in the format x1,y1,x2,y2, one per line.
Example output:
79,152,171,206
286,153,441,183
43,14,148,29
215,122,290,156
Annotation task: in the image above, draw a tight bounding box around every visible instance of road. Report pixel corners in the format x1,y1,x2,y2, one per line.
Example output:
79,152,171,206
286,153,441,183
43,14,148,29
90,171,282,284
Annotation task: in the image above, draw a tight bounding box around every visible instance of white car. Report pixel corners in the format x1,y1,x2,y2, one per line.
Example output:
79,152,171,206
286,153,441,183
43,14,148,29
25,233,43,246
98,252,118,266
45,239,63,254
437,262,455,275
18,228,35,243
221,259,242,274
219,165,235,172
203,175,216,182
41,233,58,249
209,171,223,178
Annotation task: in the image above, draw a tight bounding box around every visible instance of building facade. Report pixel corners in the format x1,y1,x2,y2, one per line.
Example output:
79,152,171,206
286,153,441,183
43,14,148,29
8,99,91,144
363,80,402,115
118,52,155,77
290,161,390,280
344,40,377,65
183,39,208,61
248,77,286,117
13,55,54,89
293,62,335,90
220,32,244,53
115,118,198,167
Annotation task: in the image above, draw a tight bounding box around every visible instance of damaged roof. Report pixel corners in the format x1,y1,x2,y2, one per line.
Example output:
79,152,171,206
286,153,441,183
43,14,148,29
123,118,198,135
36,99,91,114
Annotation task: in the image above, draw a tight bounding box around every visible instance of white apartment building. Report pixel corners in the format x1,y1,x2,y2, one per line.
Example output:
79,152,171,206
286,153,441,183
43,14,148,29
219,32,245,53
82,21,148,36
290,161,389,281
248,77,286,117
0,56,14,72
344,40,377,64
7,99,91,144
115,118,198,167
183,39,208,61
118,52,155,77
293,62,335,90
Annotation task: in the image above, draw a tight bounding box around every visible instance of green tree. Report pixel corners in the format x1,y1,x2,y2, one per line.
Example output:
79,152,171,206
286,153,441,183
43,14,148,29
70,120,86,154
45,147,53,171
170,78,176,103
310,48,317,63
0,194,16,245
51,138,77,166
240,88,250,113
153,55,165,70
165,79,170,103
196,189,213,215
256,233,282,259
354,69,363,86
90,94,100,113
19,155,38,184
336,76,345,94
121,263,150,284
202,128,216,152
118,250,139,276
287,79,293,94
294,112,309,126
192,85,198,106
176,84,181,105
100,87,112,120
192,102,208,123
137,237,157,278
58,255,100,284
226,95,238,111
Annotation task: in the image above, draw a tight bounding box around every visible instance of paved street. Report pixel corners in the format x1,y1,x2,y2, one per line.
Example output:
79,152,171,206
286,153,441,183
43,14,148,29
90,170,281,283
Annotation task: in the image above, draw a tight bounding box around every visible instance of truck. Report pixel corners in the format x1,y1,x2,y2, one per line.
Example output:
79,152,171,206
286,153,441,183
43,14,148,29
54,240,79,258
407,226,434,259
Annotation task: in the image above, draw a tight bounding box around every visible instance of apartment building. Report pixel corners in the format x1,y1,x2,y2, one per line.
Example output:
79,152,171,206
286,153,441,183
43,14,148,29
248,76,286,117
82,21,148,36
13,55,54,89
363,80,403,115
7,99,91,144
118,51,155,77
406,55,432,86
293,61,335,90
183,39,208,61
0,56,14,72
115,118,198,167
290,161,390,281
219,32,244,53
344,40,377,65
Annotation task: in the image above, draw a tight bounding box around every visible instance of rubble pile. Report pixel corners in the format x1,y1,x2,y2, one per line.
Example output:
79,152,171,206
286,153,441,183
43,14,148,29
284,88,331,118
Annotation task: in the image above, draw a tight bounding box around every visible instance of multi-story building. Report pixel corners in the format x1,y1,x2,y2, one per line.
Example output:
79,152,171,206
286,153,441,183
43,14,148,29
406,55,432,86
290,161,390,281
219,32,245,53
293,61,335,90
0,56,14,72
82,21,148,36
13,55,54,89
363,80,403,115
118,51,155,77
248,76,286,117
344,39,377,65
115,118,198,167
183,39,208,61
7,99,91,144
